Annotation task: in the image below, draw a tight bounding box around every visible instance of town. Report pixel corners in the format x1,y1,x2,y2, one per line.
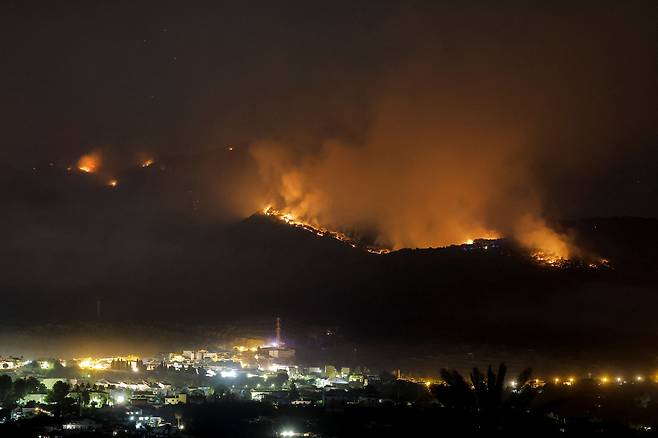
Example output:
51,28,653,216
2,320,658,436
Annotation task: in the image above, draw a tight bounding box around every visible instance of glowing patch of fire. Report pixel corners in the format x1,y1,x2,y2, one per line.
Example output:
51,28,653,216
262,207,610,268
77,153,100,173
531,251,610,269
531,251,568,267
262,206,390,254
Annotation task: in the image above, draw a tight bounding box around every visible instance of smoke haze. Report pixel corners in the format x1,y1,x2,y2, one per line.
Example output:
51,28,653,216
244,3,656,254
0,1,656,323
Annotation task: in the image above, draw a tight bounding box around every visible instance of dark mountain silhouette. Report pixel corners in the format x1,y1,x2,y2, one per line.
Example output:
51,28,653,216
1,157,657,355
210,213,658,351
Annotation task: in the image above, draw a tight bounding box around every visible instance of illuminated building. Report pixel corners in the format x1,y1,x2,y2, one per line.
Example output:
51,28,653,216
325,365,338,379
260,317,296,360
164,393,188,405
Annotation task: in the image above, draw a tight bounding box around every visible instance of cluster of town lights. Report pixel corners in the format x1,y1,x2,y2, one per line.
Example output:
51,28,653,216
505,375,650,388
75,356,141,371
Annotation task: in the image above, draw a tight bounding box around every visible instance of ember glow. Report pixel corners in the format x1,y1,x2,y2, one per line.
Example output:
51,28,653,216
515,214,573,266
77,152,101,173
262,206,390,254
261,203,615,269
141,159,154,168
531,251,569,267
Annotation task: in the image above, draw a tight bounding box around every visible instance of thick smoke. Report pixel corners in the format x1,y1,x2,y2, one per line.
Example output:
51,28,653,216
249,66,572,255
241,2,655,256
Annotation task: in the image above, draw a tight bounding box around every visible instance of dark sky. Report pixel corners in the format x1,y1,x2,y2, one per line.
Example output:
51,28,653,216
0,1,657,328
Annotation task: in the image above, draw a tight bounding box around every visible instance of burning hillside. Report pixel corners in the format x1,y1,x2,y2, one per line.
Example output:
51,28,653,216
77,152,100,173
262,206,390,254
260,206,611,269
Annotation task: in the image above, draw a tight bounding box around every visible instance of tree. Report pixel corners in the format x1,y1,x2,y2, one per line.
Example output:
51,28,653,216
213,384,231,399
25,376,46,394
288,382,300,401
12,379,28,402
80,388,90,407
0,375,12,406
47,381,71,404
432,363,546,432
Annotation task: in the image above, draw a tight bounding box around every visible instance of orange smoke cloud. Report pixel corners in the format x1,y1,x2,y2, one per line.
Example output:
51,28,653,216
515,214,573,260
249,64,575,255
77,152,101,173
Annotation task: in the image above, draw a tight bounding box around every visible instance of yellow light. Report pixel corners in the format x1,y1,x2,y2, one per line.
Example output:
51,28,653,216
636,375,644,382
600,376,608,384
554,378,560,384
108,179,117,187
464,239,474,245
141,159,154,168
77,358,110,371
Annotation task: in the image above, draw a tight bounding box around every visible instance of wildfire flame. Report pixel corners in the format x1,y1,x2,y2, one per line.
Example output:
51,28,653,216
77,152,100,173
141,159,154,168
261,206,609,269
514,214,572,267
262,206,390,254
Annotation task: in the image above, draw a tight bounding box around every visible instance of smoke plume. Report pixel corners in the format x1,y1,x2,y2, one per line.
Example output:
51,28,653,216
249,66,574,256
239,2,655,257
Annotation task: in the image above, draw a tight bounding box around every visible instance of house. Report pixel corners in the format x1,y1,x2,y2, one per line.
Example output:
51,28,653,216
164,393,187,405
63,418,100,431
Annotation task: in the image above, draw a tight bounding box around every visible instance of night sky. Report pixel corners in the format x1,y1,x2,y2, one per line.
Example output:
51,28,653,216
1,1,657,332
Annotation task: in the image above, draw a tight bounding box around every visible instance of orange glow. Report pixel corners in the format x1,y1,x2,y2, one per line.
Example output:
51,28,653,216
261,204,593,268
108,179,118,187
515,214,571,266
262,206,391,254
77,152,101,173
141,159,154,168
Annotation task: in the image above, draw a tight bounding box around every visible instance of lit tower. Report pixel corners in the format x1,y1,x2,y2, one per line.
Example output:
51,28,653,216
275,317,281,347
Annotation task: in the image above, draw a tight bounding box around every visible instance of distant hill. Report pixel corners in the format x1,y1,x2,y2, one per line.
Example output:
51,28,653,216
1,159,657,351
202,213,658,351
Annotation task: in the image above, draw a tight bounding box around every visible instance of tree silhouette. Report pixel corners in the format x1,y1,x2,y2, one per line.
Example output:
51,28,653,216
0,375,12,406
47,381,71,404
433,363,546,432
